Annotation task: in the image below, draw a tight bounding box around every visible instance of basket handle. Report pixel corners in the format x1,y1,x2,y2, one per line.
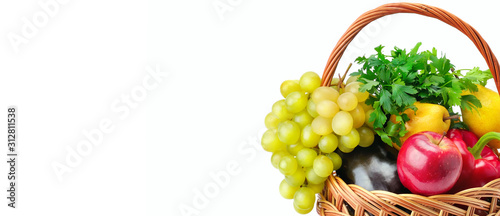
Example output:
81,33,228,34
321,2,500,94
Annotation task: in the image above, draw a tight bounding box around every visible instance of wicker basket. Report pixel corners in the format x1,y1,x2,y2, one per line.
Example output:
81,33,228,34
317,2,500,216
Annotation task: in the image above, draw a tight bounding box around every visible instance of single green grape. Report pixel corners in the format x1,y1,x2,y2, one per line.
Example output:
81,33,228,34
261,129,286,152
294,201,313,214
365,109,375,128
311,86,339,103
308,182,325,194
272,100,294,120
287,142,304,156
359,101,373,113
345,81,369,102
299,72,321,93
313,155,334,177
305,167,327,184
301,124,320,148
306,100,319,118
316,100,340,118
296,148,317,167
330,77,340,86
311,116,333,135
271,151,289,169
285,91,308,113
358,126,375,147
279,179,300,199
293,187,315,214
277,121,301,145
285,168,306,187
265,112,281,129
349,104,365,129
279,155,298,175
293,110,313,129
337,141,355,153
331,111,353,136
326,152,342,170
280,80,301,98
318,134,338,153
337,92,358,111
339,128,360,149
345,75,360,85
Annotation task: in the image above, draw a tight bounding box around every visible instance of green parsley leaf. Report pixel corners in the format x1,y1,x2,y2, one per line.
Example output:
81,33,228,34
359,78,379,92
461,94,482,113
458,67,493,87
391,84,417,107
379,89,394,114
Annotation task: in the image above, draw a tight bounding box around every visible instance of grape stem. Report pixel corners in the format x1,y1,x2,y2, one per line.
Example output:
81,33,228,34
338,63,352,89
337,74,342,89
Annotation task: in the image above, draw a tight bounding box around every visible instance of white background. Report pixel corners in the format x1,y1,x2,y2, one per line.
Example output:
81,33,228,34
0,0,499,215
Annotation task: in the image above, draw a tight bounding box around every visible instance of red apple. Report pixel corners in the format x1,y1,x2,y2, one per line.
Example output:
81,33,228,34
397,131,463,195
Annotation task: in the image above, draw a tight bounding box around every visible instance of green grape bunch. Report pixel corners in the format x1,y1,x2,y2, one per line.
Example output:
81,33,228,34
261,71,376,214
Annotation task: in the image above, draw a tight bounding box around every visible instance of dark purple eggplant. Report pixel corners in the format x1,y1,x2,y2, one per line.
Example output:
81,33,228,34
336,135,409,194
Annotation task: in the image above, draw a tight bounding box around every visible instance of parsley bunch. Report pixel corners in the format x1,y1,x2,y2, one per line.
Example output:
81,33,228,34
351,42,491,147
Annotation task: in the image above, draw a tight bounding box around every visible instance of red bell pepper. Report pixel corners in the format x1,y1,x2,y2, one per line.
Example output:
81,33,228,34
446,129,475,193
447,129,500,192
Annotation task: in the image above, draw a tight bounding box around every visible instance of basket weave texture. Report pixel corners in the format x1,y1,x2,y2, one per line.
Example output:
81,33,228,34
317,2,500,216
